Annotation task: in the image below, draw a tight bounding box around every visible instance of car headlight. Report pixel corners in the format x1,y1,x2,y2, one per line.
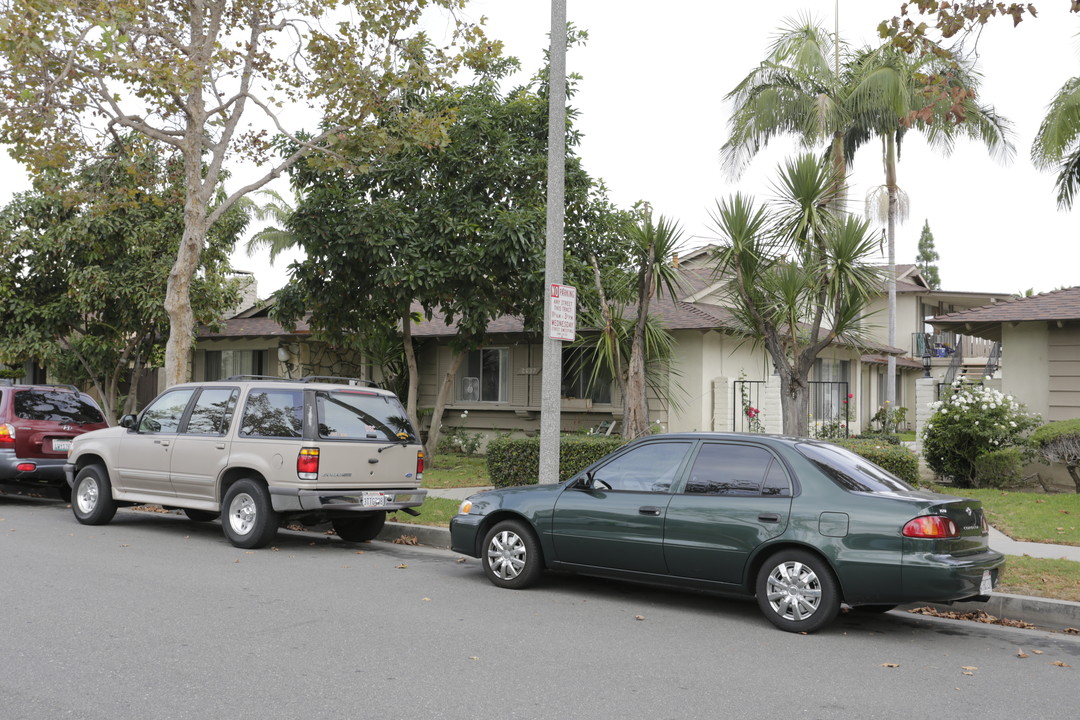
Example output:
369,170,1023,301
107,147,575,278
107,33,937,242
456,499,473,515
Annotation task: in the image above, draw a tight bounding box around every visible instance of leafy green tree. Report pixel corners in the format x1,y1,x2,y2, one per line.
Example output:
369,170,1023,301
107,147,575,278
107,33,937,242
275,64,625,459
0,140,244,421
915,219,942,288
710,154,883,436
0,0,492,388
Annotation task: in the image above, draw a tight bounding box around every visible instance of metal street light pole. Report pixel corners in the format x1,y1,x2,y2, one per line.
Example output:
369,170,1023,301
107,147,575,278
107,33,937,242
539,0,567,486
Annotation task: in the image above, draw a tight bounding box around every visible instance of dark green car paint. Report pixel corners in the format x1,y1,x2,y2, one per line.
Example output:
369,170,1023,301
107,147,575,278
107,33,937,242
449,433,1004,610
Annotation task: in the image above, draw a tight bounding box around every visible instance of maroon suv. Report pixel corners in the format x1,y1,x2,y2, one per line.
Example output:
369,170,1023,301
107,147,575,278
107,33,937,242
0,382,109,498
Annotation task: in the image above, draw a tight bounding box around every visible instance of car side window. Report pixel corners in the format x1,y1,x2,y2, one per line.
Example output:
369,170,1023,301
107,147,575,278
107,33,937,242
684,443,780,496
138,389,196,434
761,459,792,497
240,389,303,438
590,442,691,493
183,388,239,436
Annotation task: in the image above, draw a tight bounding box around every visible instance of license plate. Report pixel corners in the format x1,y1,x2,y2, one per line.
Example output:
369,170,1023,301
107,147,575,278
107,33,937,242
980,570,993,595
361,493,386,507
52,439,72,452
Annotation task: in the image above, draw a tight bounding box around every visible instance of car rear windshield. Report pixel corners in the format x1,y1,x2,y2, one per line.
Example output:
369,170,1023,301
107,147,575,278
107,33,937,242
316,390,416,442
795,441,914,494
12,389,105,424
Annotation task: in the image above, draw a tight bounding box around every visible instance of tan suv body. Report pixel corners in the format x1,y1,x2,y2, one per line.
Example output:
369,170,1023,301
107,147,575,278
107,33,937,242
64,377,426,548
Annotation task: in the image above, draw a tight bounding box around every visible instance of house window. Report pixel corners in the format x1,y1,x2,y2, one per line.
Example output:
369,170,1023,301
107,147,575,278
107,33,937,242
561,347,612,404
459,348,508,402
205,349,268,381
812,358,850,422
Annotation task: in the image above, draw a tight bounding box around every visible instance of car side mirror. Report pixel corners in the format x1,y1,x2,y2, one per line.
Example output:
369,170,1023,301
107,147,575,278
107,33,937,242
119,414,137,429
569,472,594,490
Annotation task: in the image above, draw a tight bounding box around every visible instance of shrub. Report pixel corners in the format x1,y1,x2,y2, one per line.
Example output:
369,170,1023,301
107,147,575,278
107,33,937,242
437,426,483,456
833,438,920,485
974,447,1025,488
1029,418,1080,493
852,433,900,445
922,384,1040,487
486,435,626,488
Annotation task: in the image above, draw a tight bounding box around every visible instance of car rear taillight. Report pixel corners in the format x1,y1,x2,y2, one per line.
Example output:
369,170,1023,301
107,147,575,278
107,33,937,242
979,510,989,534
17,462,36,472
0,423,14,445
902,515,959,539
297,447,320,480
416,450,424,481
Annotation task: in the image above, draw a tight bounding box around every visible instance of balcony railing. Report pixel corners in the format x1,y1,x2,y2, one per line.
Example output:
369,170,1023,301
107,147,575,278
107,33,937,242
912,332,996,360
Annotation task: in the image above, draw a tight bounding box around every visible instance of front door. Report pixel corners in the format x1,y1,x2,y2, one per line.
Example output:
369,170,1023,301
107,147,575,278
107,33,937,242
551,440,692,575
663,442,792,584
115,388,195,498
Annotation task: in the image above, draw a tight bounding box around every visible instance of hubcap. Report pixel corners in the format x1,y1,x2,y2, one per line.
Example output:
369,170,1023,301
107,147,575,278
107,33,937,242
76,478,98,514
765,560,822,622
487,530,526,580
228,493,257,536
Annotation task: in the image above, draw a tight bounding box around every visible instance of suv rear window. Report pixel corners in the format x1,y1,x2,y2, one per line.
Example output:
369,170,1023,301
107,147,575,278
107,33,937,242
316,390,416,442
12,389,105,424
795,441,913,494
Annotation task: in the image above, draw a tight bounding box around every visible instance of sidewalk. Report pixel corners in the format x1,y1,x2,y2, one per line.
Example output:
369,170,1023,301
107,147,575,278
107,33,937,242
390,486,1080,632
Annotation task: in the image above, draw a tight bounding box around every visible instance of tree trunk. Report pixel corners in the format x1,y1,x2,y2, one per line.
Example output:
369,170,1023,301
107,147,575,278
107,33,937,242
779,371,810,438
885,134,898,407
622,258,655,440
401,310,421,436
424,350,465,465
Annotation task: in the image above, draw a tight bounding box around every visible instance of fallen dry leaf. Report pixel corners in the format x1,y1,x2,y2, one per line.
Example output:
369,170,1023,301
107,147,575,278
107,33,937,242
907,606,1036,629
961,666,978,671
354,551,365,555
1017,649,1029,658
287,523,305,531
423,597,431,602
393,534,419,545
1052,661,1071,668
395,563,408,569
881,663,899,668
119,544,129,547
456,557,466,564
271,547,280,552
634,615,645,621
468,656,480,661
1033,650,1045,655
1064,628,1079,635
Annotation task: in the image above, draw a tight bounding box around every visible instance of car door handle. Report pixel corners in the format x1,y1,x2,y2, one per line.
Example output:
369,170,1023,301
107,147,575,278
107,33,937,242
639,506,663,516
758,513,781,523
215,443,225,450
158,440,170,447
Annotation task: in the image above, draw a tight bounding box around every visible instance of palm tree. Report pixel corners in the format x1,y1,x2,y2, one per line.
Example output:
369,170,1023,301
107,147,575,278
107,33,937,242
723,17,1012,408
241,188,302,263
710,154,883,436
1032,75,1080,209
846,44,1012,404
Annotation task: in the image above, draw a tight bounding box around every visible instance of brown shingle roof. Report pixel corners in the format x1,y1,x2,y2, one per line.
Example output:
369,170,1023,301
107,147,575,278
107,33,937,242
930,286,1080,341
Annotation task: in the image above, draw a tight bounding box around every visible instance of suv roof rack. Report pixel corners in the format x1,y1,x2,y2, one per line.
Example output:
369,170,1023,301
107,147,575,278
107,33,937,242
222,375,293,382
300,376,381,388
0,381,82,393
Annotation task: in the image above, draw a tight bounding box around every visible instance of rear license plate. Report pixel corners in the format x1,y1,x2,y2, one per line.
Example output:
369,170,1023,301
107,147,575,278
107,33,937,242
980,570,993,595
52,439,72,452
361,492,386,507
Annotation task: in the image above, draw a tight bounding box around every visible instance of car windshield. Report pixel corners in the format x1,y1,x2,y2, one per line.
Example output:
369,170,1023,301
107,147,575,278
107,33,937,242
12,389,105,424
795,441,914,494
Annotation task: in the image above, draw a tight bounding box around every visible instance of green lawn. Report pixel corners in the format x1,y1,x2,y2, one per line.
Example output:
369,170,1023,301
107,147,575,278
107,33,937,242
422,454,489,489
387,496,461,528
935,486,1080,547
998,555,1080,603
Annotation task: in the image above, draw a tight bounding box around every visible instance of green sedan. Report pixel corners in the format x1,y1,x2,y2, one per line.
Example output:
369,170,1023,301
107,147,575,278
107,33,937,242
450,433,1004,633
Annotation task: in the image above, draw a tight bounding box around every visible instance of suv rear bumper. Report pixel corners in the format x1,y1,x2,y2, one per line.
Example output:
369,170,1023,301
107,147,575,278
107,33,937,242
269,486,428,514
1,449,68,486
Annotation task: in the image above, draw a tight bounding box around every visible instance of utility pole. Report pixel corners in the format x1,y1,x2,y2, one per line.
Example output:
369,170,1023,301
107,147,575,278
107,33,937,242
539,0,567,486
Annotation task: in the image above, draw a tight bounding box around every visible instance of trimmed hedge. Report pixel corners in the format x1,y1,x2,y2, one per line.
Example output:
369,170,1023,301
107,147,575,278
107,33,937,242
486,435,627,488
851,433,901,445
1030,418,1080,449
974,447,1025,488
832,438,920,485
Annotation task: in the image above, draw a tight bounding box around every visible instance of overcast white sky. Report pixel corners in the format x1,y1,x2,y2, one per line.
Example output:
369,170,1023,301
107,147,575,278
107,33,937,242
2,1,1077,297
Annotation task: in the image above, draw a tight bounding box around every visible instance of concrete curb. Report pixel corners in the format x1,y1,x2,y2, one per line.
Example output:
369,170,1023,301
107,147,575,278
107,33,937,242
376,522,1080,633
900,593,1080,633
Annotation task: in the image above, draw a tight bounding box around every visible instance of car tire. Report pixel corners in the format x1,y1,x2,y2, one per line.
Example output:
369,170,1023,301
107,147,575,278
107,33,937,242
183,508,219,523
755,549,840,633
221,479,279,549
72,464,117,526
333,513,387,542
481,519,544,590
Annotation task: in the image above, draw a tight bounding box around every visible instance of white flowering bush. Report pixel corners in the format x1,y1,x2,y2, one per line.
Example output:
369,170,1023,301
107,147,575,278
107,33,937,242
922,384,1040,487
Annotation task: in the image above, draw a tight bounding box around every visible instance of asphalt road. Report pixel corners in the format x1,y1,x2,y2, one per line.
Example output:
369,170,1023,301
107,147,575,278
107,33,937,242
2,492,1078,720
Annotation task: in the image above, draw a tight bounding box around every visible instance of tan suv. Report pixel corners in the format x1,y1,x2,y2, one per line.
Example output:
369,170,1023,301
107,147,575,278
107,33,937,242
64,376,426,548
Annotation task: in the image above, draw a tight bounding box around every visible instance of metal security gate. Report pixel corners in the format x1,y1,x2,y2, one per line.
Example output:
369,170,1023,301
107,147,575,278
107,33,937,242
807,381,849,438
